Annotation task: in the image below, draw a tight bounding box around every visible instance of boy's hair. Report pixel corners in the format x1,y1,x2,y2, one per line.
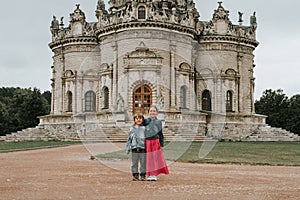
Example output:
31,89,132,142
133,113,144,121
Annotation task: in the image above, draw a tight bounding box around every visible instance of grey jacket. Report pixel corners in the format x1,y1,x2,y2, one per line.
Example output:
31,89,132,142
125,125,145,154
144,117,164,147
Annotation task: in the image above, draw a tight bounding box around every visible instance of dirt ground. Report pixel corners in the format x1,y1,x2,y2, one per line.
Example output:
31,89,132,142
0,143,300,200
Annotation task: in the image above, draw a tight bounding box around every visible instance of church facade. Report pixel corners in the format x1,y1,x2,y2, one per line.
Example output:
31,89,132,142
38,0,291,141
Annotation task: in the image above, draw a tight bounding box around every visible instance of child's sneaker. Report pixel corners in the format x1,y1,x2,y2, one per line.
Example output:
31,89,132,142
147,176,157,181
132,174,139,181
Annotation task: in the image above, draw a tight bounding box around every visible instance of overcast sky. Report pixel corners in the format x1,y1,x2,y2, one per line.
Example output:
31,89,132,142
0,0,299,99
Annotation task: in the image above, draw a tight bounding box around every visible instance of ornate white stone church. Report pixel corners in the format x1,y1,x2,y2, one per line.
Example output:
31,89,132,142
31,0,297,142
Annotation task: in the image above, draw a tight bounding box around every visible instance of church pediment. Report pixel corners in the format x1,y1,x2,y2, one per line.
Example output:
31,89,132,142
225,68,237,76
199,68,213,77
124,42,163,67
63,70,75,79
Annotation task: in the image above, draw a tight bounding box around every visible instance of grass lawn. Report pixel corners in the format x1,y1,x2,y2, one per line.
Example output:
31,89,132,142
98,141,300,166
0,141,81,152
172,141,300,166
1,141,299,166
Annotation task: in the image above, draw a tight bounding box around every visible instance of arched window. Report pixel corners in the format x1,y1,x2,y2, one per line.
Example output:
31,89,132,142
180,86,187,109
85,91,96,112
103,87,109,109
67,91,72,112
202,90,212,111
226,90,233,112
138,6,146,19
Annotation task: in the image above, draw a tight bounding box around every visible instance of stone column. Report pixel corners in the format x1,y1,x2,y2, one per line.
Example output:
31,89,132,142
61,79,65,113
192,41,199,111
237,54,243,113
214,77,223,114
189,75,194,110
74,71,78,113
170,44,176,110
112,41,118,111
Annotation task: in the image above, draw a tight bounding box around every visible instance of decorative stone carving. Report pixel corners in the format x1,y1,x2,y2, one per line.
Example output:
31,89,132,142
69,4,87,36
213,2,230,22
157,93,165,111
116,93,125,112
70,4,86,23
96,0,110,27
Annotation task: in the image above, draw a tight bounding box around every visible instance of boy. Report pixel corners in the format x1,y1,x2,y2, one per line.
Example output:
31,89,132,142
125,113,146,181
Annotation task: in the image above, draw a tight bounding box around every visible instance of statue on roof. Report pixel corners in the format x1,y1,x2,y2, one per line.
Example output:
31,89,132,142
97,0,105,10
50,16,59,37
97,0,108,15
238,11,243,23
250,11,257,25
250,11,257,31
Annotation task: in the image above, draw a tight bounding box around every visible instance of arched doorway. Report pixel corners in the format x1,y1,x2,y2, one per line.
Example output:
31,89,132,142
133,85,152,114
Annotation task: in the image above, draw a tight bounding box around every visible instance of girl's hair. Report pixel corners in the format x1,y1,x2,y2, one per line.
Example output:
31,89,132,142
148,105,158,112
133,113,144,121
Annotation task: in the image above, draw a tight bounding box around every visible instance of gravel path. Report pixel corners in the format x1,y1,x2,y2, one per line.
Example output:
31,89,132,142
0,143,299,200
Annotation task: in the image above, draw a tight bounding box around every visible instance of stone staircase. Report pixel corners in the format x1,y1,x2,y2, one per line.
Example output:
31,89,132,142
1,123,212,143
75,124,210,142
241,126,300,142
78,125,131,143
2,123,298,143
163,125,209,142
1,126,58,142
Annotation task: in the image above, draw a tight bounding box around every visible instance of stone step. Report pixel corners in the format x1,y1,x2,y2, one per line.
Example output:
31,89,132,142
3,123,299,142
241,125,300,141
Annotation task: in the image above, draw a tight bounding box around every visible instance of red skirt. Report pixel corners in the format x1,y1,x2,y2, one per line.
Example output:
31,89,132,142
146,138,169,176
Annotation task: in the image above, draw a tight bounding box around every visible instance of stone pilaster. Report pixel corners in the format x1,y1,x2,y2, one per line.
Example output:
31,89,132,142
170,43,176,110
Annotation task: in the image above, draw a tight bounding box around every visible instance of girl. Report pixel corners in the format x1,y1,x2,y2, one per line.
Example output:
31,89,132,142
144,105,169,181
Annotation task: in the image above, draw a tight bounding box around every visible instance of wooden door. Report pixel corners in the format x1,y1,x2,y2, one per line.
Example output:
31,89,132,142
133,85,152,115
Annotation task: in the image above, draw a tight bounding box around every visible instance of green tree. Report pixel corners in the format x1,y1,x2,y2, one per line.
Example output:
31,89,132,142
0,87,51,136
255,89,289,129
42,90,51,107
286,94,300,134
0,102,9,134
